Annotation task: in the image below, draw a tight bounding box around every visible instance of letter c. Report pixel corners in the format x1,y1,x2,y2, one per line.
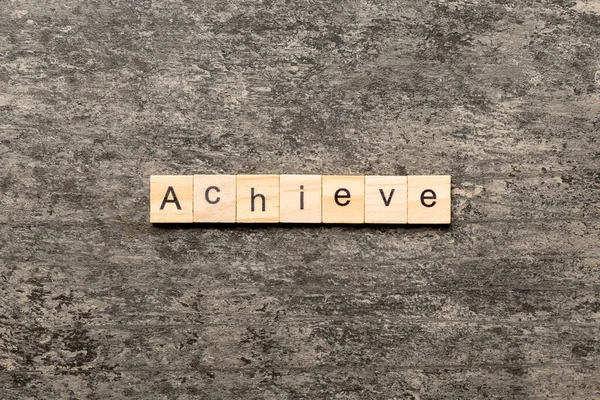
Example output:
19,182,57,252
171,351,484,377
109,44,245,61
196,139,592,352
205,186,221,204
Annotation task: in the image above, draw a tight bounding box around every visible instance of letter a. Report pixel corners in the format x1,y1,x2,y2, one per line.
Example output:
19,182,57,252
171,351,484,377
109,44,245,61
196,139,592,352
160,186,182,210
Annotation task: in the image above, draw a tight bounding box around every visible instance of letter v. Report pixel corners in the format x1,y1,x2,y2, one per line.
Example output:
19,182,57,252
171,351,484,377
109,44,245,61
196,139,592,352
379,188,395,206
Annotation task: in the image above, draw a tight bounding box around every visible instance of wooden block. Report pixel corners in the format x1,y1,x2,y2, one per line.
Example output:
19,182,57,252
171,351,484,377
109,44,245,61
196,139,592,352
322,175,365,224
236,175,280,223
279,175,322,223
365,176,407,224
407,175,451,224
150,175,193,223
193,175,236,223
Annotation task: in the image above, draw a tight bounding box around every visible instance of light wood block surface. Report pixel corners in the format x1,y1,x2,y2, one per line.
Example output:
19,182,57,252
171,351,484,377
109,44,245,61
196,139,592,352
151,174,450,224
322,175,365,224
150,175,194,223
365,176,408,224
407,175,451,224
193,175,236,223
236,175,280,223
279,175,322,223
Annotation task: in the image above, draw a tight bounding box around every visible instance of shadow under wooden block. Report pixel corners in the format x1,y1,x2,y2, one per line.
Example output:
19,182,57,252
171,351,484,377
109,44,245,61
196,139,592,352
236,175,280,223
407,175,451,224
150,175,193,223
280,175,322,223
365,176,407,224
194,175,236,223
322,175,365,224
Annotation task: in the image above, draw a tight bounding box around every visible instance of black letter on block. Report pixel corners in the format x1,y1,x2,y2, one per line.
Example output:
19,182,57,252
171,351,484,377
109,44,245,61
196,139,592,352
420,189,437,207
160,186,182,210
300,185,305,210
379,189,395,207
334,188,351,206
251,188,266,212
205,186,221,204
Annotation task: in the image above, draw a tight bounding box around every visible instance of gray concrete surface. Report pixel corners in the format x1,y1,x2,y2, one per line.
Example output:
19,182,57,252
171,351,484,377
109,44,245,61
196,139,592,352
1,0,599,398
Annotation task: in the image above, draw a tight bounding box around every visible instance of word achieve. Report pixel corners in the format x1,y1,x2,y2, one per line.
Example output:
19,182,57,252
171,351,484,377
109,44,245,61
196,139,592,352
150,175,451,224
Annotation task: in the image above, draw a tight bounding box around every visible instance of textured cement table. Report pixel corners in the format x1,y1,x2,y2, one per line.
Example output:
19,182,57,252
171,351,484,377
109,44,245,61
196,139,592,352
1,1,599,399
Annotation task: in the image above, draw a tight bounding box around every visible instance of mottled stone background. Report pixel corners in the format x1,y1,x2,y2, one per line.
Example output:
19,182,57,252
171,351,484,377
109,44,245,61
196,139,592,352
1,0,599,398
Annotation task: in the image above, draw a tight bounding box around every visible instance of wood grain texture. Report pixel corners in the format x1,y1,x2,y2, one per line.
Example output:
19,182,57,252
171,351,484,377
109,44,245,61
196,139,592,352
194,174,236,223
280,175,322,223
1,0,599,398
365,175,408,224
407,175,451,224
236,175,280,223
322,176,366,224
150,175,193,223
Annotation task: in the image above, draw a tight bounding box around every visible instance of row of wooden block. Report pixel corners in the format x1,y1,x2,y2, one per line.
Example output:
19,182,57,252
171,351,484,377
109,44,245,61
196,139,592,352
150,175,451,224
